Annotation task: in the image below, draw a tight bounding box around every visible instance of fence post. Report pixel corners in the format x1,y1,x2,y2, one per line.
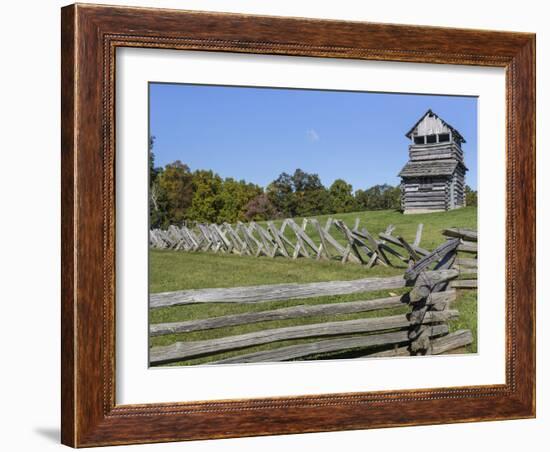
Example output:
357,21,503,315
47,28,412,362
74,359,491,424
406,268,459,355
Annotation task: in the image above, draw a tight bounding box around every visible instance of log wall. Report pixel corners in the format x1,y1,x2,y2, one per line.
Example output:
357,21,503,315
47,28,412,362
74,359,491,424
408,142,464,162
401,176,449,212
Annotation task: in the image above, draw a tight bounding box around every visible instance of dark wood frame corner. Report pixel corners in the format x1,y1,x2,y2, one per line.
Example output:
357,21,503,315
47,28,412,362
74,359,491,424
61,3,536,447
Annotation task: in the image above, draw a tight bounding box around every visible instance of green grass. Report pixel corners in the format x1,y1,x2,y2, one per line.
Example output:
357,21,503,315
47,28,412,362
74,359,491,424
262,206,477,252
448,289,478,353
150,250,404,294
151,206,477,293
149,207,478,365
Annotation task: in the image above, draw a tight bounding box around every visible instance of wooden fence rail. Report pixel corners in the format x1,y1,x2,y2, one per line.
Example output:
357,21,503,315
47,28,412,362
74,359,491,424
361,329,473,358
211,325,451,364
150,311,458,365
447,227,478,288
149,269,458,309
149,290,456,336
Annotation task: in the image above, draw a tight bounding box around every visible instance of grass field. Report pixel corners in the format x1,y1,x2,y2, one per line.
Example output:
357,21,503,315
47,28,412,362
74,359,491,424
149,207,478,365
261,205,477,252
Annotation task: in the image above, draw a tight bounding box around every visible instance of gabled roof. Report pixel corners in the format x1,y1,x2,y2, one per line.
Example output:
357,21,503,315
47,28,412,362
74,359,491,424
398,159,466,178
405,109,466,144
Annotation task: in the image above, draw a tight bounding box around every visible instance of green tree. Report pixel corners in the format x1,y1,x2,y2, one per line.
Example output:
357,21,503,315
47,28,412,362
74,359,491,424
148,136,171,228
329,179,356,213
291,169,331,216
149,181,169,229
291,169,322,192
381,185,401,210
298,187,333,216
148,136,161,185
156,160,194,226
266,172,296,217
354,189,368,210
267,169,333,217
465,185,478,207
355,184,401,210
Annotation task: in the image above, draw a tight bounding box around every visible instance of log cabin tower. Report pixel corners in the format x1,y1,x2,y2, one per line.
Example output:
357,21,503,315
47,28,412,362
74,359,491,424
398,110,468,214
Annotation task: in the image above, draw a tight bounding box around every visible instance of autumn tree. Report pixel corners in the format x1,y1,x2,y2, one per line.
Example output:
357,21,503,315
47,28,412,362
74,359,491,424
149,154,406,228
186,170,223,223
243,193,280,221
217,178,262,223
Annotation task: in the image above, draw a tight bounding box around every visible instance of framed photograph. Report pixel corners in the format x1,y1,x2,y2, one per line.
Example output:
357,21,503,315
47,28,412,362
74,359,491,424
61,3,535,447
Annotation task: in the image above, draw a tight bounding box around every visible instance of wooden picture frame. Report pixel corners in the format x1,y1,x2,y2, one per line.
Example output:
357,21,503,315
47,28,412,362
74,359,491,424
61,3,535,447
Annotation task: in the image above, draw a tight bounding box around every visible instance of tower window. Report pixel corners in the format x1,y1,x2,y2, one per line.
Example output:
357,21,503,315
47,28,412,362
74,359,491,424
414,136,425,144
419,177,434,191
426,134,437,144
438,133,450,142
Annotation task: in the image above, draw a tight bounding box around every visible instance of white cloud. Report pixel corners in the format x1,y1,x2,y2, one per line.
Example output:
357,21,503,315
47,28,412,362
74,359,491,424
306,129,320,142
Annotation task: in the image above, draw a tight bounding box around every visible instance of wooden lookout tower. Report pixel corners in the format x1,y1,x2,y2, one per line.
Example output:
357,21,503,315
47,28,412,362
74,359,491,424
399,110,468,214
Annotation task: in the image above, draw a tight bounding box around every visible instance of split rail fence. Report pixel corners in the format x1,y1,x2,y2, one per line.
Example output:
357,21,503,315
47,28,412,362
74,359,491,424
150,218,478,270
149,228,477,365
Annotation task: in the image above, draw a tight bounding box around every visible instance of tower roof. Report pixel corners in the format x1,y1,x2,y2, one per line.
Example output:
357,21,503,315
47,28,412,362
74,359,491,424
398,159,467,178
405,109,466,144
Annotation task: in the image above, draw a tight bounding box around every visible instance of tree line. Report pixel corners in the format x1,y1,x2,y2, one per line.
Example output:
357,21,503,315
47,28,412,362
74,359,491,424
149,138,477,228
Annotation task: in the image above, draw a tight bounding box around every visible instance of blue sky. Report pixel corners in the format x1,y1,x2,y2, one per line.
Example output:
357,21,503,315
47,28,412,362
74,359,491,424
149,83,478,190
